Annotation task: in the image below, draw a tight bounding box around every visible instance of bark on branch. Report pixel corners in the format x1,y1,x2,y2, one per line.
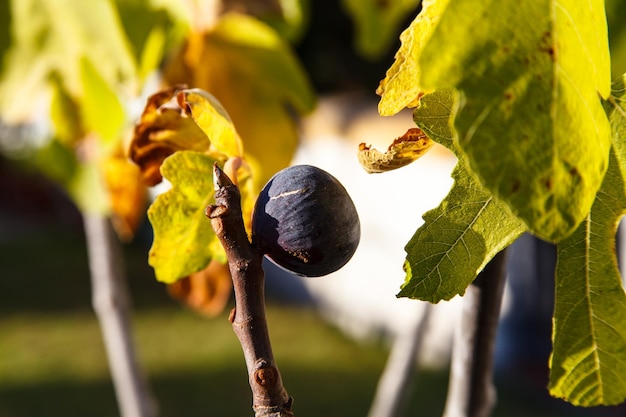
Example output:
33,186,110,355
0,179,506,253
206,163,293,417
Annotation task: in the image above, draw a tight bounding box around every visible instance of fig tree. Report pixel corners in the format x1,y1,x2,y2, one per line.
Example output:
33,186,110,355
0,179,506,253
251,165,360,277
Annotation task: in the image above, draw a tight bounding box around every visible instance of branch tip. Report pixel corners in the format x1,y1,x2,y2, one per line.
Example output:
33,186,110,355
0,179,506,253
213,162,234,189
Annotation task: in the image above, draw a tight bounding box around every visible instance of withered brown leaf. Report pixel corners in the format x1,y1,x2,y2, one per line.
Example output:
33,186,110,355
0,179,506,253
129,85,212,186
358,127,434,173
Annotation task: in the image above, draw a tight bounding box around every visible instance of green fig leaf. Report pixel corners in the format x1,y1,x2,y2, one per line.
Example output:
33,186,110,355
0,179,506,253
79,57,126,145
400,90,526,302
549,76,626,406
416,0,612,242
400,161,527,302
408,89,457,150
148,151,224,284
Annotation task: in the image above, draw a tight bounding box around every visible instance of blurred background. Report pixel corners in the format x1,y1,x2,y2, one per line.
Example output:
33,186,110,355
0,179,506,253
1,1,626,416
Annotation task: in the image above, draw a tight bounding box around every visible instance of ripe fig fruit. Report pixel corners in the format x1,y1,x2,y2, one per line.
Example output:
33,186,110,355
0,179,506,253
251,165,360,277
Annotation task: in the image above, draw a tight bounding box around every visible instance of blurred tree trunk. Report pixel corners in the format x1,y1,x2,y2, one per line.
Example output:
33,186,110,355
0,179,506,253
84,213,156,417
368,303,432,417
443,250,508,417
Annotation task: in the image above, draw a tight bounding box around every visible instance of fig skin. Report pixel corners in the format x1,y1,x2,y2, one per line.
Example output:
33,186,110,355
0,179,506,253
251,165,360,277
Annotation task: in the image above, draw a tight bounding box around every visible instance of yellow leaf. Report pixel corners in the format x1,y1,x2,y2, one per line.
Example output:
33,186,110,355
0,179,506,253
358,127,433,173
129,85,212,186
129,85,247,186
102,147,149,242
163,13,315,186
376,0,450,116
181,88,243,157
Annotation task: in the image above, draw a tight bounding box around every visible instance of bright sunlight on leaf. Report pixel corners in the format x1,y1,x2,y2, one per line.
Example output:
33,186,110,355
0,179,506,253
400,90,526,301
0,0,136,122
164,13,315,187
130,86,246,186
79,58,126,145
549,76,626,407
131,86,257,283
183,88,243,158
148,151,225,284
415,0,612,242
376,0,451,116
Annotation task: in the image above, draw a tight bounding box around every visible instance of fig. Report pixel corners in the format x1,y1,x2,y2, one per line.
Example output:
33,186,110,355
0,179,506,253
251,165,360,277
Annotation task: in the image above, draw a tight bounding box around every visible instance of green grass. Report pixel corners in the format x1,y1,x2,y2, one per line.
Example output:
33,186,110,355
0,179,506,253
0,225,400,417
1,223,619,417
0,307,396,417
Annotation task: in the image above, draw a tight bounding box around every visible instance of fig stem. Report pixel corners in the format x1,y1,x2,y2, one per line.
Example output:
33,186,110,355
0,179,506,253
208,163,293,417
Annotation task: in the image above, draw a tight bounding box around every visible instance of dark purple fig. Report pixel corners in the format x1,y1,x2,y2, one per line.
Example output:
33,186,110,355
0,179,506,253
251,165,360,277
